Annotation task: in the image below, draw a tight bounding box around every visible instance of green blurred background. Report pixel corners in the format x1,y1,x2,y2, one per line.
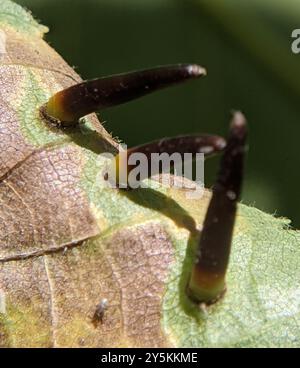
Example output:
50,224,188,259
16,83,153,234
17,0,300,226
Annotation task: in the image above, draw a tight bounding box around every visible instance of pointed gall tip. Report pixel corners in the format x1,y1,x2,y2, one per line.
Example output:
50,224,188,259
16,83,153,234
213,136,227,151
230,111,247,136
186,64,207,78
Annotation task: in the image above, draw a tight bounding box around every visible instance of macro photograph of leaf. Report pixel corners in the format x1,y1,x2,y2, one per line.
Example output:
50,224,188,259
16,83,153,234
0,0,299,350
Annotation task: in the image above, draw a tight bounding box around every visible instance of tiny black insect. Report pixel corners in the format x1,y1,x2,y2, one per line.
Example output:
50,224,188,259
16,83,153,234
92,298,108,326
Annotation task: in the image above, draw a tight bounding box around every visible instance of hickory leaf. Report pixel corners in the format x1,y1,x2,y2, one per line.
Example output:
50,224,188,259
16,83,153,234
0,0,299,347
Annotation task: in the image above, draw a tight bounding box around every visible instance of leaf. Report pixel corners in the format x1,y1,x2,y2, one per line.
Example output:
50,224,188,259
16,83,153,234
189,0,300,99
0,0,299,347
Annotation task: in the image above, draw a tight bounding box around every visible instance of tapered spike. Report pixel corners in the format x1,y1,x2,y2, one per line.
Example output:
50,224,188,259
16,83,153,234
42,64,206,125
108,134,226,188
187,111,247,305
